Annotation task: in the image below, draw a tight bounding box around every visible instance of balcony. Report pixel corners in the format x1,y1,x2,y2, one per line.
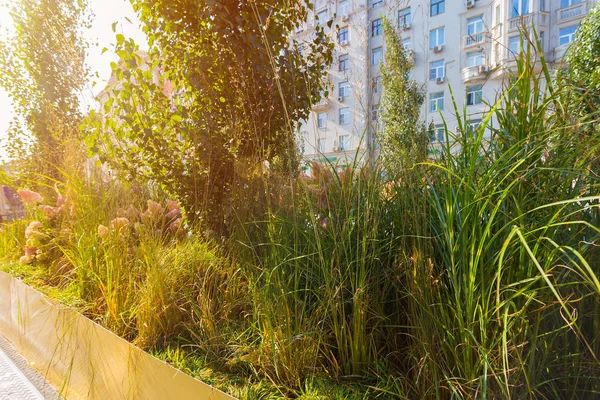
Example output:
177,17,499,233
508,13,533,32
462,64,490,83
463,32,489,48
558,3,587,22
312,98,330,111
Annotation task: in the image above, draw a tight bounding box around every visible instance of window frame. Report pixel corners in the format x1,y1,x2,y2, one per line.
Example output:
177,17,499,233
431,0,445,16
398,7,411,25
429,27,445,48
372,47,383,65
316,10,328,25
559,25,578,46
338,27,349,44
339,134,351,151
338,0,349,16
430,92,444,112
466,84,483,106
339,81,351,98
339,54,350,71
317,112,327,129
318,138,327,153
339,108,351,125
429,60,445,80
510,0,530,18
467,51,484,67
372,18,383,37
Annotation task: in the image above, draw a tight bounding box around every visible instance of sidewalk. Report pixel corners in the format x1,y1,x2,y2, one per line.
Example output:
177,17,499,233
0,334,60,400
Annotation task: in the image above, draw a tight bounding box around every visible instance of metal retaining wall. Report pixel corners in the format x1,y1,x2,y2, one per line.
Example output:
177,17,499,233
0,271,236,400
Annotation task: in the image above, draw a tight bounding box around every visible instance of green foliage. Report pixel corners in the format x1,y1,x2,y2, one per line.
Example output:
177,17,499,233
0,0,90,181
379,18,427,173
563,3,600,125
84,0,334,234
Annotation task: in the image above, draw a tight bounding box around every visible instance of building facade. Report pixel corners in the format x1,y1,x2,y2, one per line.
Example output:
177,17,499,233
296,0,596,172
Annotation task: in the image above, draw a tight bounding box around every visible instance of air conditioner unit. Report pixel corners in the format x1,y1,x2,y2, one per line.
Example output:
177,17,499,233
478,65,490,74
341,14,349,22
433,45,444,53
340,39,348,46
338,96,344,102
436,76,445,84
466,0,476,9
402,23,411,31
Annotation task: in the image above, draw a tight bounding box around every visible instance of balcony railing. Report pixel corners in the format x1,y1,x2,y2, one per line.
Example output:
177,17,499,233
558,3,586,22
312,98,330,110
463,32,488,47
508,13,533,31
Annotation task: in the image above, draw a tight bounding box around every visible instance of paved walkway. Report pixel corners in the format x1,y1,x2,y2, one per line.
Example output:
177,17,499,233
0,335,60,400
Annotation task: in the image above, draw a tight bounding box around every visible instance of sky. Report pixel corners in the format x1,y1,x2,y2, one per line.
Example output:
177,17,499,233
0,0,147,161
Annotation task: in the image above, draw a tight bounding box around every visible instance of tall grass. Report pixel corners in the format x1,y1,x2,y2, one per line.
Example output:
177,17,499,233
1,21,600,400
232,28,600,399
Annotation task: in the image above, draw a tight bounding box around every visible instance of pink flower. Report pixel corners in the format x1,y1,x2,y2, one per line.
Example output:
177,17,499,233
165,208,181,221
24,246,37,257
25,221,43,239
110,217,130,232
56,195,66,207
146,200,164,215
19,255,34,265
167,218,182,233
41,205,59,219
97,225,110,239
18,190,44,206
320,217,329,230
166,200,180,212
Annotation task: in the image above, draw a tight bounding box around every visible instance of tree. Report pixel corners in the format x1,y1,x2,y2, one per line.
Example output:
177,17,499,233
379,18,427,173
562,4,600,133
0,0,90,182
85,0,333,234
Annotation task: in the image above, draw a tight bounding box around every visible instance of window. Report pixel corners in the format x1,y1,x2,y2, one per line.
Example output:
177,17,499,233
338,0,349,16
318,112,327,128
339,135,350,151
510,0,529,18
373,76,382,93
372,19,383,36
431,0,445,16
339,81,350,98
372,0,383,8
508,36,520,56
429,124,446,143
398,8,411,26
467,16,484,36
316,10,328,25
495,5,501,25
339,108,351,125
540,0,547,11
467,119,482,135
429,60,445,80
339,54,349,71
467,51,484,67
466,85,483,106
339,27,349,44
372,104,379,121
402,38,412,51
560,0,581,8
430,27,445,48
318,138,327,153
430,92,444,112
559,26,578,46
372,47,383,65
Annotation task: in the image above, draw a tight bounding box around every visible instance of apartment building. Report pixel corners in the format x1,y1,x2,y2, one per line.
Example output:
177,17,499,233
296,0,596,173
